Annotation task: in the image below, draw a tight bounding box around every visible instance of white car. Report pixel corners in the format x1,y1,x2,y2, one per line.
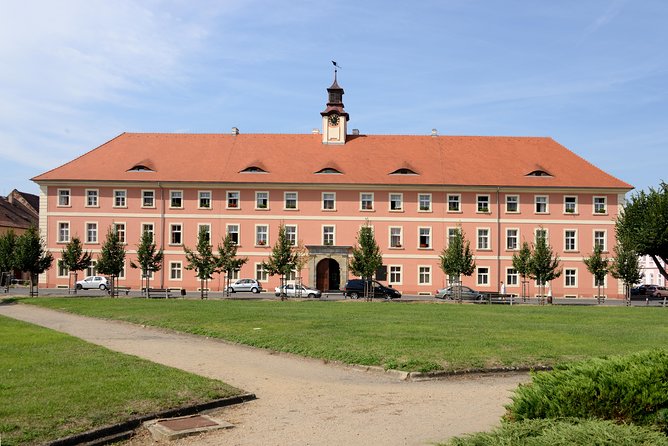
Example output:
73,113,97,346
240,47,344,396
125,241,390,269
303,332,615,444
75,275,109,290
275,284,322,298
227,278,263,294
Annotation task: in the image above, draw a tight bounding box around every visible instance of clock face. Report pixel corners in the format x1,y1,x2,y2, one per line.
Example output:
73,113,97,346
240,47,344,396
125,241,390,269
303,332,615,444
328,114,340,126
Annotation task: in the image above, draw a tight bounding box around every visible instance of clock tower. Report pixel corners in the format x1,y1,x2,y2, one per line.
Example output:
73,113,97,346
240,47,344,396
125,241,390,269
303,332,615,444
320,71,349,144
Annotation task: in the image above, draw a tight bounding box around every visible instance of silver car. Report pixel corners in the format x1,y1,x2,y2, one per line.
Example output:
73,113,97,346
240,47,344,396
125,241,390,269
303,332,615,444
227,278,263,294
75,275,109,290
274,284,322,298
434,285,483,301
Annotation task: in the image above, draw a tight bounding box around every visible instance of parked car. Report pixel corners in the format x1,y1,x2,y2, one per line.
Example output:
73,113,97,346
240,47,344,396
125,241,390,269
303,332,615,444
630,285,668,301
227,278,263,294
434,285,483,301
274,284,322,298
75,275,109,290
343,279,401,299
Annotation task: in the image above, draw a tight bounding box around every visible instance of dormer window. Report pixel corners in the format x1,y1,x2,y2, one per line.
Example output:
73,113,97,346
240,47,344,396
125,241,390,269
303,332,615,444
390,168,418,175
128,165,153,172
526,170,552,177
240,166,267,173
315,167,342,174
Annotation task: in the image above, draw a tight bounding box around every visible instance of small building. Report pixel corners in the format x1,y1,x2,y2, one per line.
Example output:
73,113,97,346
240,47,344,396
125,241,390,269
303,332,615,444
0,189,39,235
33,74,632,297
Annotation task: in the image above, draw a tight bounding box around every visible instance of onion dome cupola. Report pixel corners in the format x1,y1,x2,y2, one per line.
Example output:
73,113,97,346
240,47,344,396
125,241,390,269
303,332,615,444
320,67,349,144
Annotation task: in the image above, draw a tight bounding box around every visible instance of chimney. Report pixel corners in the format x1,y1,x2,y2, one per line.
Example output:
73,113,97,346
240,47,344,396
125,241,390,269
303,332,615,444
231,127,239,135
352,129,360,136
431,129,438,137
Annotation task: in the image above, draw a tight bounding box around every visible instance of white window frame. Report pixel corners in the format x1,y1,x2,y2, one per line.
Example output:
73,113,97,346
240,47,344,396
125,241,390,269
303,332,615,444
418,226,432,249
388,265,402,285
226,223,240,245
57,189,71,207
86,260,97,277
506,228,519,251
322,225,335,246
418,193,432,212
113,189,127,208
169,223,183,245
476,194,490,213
447,227,458,246
169,261,183,281
534,195,548,214
170,190,183,209
360,192,374,211
141,223,154,243
85,189,99,208
284,191,298,210
57,221,70,243
197,223,211,244
198,190,212,209
322,192,336,211
57,259,69,278
447,194,461,212
565,268,577,288
594,272,607,288
535,228,549,243
285,225,297,246
255,263,269,282
564,229,577,252
477,267,490,287
255,224,268,246
389,193,403,211
255,191,269,210
564,196,577,214
418,265,432,286
389,226,403,248
506,267,519,287
593,196,607,214
477,228,491,251
227,190,240,209
142,190,155,208
593,229,607,252
505,195,519,213
114,222,126,244
85,222,98,244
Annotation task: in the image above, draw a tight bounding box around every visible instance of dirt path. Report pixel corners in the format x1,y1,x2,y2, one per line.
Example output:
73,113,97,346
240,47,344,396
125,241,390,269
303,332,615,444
0,304,529,445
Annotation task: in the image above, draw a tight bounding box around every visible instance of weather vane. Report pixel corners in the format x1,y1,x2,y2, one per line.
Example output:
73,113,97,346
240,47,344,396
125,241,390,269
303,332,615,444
331,60,342,75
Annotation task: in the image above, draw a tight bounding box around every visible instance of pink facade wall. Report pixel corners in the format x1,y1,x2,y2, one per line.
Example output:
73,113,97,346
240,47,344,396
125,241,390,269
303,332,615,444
43,184,623,297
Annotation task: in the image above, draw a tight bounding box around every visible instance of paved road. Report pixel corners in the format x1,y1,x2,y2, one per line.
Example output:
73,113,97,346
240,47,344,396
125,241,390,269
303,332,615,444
0,303,529,446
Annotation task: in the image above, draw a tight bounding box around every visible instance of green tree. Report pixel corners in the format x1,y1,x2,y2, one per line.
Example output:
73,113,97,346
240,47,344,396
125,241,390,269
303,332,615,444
512,241,532,302
293,240,310,296
349,222,383,301
262,224,297,300
13,226,53,297
184,226,218,299
130,230,163,297
0,230,18,289
60,236,92,294
96,226,126,297
609,241,644,305
583,244,609,304
528,233,561,304
616,182,668,282
438,227,475,302
218,233,247,297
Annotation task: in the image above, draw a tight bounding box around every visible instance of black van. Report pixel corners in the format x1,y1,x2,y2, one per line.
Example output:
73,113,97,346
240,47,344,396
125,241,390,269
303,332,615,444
343,279,401,299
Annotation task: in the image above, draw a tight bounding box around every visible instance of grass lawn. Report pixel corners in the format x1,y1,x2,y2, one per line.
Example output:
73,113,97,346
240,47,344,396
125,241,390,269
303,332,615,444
24,297,668,373
0,314,242,446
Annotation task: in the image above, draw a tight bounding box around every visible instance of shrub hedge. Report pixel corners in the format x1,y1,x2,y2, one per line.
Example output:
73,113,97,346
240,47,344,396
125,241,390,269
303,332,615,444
505,349,668,433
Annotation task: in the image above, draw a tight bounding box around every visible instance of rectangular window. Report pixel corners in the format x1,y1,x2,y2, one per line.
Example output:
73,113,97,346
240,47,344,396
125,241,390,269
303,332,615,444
477,267,490,286
58,189,70,207
595,275,606,287
564,230,577,251
86,223,98,243
114,223,126,244
477,195,490,213
594,196,607,214
284,192,298,210
389,193,403,211
170,190,183,208
535,195,548,213
360,193,374,211
198,223,211,243
418,193,432,212
419,227,431,248
255,191,269,209
390,227,402,248
322,192,336,210
170,224,182,245
389,265,402,285
86,189,98,207
506,228,518,250
594,230,606,251
86,260,97,276
199,191,212,209
227,224,240,245
142,223,154,242
114,190,127,208
255,263,268,282
256,225,268,246
535,228,548,243
506,268,518,286
57,259,69,277
170,262,182,280
142,190,155,208
447,227,458,246
564,196,577,214
505,195,519,213
323,225,335,245
477,228,490,250
418,266,431,285
58,222,70,243
285,225,297,246
447,194,461,212
227,191,240,209
565,268,577,287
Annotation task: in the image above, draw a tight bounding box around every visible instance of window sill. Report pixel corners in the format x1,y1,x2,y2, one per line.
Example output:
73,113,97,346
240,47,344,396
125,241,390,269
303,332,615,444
476,211,491,214
447,210,462,213
505,210,520,214
418,209,432,213
477,248,492,252
198,207,213,210
113,206,128,209
284,207,299,211
322,209,337,212
563,212,579,216
418,247,432,250
534,212,550,215
593,212,608,216
360,209,375,212
85,205,101,209
389,209,404,213
255,208,270,211
389,246,404,250
169,207,184,210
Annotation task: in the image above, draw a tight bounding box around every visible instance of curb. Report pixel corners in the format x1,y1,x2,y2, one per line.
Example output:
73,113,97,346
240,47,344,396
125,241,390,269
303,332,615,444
45,393,256,446
407,365,553,381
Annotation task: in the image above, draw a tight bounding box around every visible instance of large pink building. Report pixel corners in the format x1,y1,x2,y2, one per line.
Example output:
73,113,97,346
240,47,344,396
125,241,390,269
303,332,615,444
33,75,632,297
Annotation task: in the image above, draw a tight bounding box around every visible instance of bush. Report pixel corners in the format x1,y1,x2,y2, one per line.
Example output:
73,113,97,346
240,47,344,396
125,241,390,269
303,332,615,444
442,418,668,446
505,349,668,432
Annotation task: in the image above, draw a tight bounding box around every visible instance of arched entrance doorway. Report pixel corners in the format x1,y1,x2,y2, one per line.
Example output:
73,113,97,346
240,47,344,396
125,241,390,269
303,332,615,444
316,258,341,291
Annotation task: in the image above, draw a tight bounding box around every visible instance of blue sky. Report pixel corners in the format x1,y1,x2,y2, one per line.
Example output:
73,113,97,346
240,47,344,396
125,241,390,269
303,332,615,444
1,0,666,196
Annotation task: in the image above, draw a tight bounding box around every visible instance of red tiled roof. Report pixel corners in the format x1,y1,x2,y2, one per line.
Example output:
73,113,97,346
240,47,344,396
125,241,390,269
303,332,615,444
32,133,632,189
